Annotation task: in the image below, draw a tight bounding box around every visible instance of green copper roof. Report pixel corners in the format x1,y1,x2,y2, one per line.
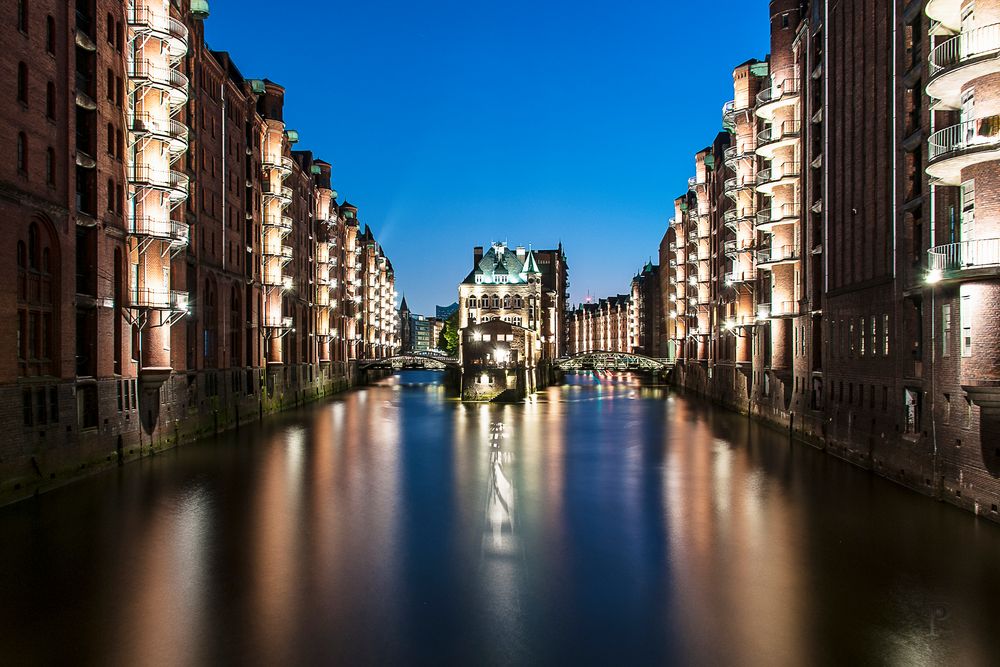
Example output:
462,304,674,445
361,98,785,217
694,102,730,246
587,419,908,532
191,0,210,19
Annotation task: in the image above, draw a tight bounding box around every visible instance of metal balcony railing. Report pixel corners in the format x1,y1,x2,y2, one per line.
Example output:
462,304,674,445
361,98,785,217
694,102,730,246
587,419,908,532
129,59,189,103
757,244,799,265
757,75,801,107
756,202,801,227
263,181,294,204
130,113,189,153
263,154,295,175
928,117,1000,162
756,162,801,187
263,315,294,330
131,216,189,246
127,165,189,200
126,6,189,58
263,214,293,232
757,120,802,148
929,23,1000,77
928,238,1000,271
130,288,188,311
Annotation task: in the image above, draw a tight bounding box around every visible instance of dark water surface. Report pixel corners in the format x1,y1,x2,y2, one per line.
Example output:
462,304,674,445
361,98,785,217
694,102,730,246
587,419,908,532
1,371,999,666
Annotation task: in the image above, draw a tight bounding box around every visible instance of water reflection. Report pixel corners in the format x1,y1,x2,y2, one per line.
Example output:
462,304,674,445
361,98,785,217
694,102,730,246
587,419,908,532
0,370,998,665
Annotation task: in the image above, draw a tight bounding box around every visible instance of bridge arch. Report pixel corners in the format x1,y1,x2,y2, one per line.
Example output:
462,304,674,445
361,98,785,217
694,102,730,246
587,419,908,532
555,351,673,372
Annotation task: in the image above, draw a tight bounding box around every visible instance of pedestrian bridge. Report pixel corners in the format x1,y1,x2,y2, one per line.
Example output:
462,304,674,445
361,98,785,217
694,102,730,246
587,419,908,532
358,352,460,371
555,351,673,372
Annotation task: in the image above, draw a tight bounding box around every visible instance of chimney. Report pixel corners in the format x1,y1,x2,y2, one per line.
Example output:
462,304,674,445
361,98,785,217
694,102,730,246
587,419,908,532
473,246,484,267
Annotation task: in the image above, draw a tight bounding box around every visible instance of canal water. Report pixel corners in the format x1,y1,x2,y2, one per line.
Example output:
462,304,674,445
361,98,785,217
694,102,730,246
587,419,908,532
1,371,999,665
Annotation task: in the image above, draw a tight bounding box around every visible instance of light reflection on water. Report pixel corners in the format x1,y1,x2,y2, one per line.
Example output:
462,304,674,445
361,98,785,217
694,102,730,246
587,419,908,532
0,370,998,665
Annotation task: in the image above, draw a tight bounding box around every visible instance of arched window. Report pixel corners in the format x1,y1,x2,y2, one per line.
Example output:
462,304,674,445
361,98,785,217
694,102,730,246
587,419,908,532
18,218,59,377
514,296,523,309
468,296,477,309
492,294,500,309
17,62,27,103
230,286,242,367
45,16,54,53
17,0,27,33
503,295,511,309
17,133,27,173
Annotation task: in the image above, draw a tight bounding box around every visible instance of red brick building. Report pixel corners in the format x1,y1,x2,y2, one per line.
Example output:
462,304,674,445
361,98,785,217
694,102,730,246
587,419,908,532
661,0,1000,521
1,0,398,503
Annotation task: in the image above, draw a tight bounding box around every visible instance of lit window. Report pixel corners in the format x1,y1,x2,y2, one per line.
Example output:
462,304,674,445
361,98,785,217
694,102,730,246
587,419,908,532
942,304,952,357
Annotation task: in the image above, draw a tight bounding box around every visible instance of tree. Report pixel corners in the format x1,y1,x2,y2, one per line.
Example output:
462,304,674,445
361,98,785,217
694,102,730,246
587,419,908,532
438,310,459,357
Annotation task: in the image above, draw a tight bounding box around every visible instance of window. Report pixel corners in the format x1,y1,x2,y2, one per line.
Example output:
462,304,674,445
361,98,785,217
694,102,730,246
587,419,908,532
46,16,54,53
942,303,952,357
107,123,115,156
17,0,27,34
46,81,55,119
17,62,28,104
961,294,972,357
860,317,866,356
961,180,975,242
883,314,890,355
107,179,114,212
107,69,114,102
18,221,58,377
17,133,27,174
106,12,114,44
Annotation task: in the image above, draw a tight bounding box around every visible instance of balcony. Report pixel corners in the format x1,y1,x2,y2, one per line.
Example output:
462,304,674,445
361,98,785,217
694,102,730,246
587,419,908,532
263,273,293,290
130,288,188,312
722,100,737,132
263,181,294,205
131,217,189,247
756,162,800,195
724,240,753,257
130,113,189,155
928,25,1000,110
126,6,189,59
756,244,799,268
724,271,755,285
263,214,293,233
723,175,755,199
263,154,295,176
724,207,755,231
756,202,801,231
927,238,1000,282
757,301,800,320
128,59,189,106
263,315,294,330
756,120,801,159
756,74,800,120
128,165,189,202
723,144,753,167
927,117,1000,185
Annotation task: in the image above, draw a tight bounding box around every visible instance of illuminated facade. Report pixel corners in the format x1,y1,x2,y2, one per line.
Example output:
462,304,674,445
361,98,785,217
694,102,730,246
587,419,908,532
658,0,1000,521
0,0,398,503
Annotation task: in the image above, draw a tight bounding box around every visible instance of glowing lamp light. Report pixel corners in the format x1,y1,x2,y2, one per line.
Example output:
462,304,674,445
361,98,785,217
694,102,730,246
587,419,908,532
725,318,737,331
669,310,677,318
927,269,942,284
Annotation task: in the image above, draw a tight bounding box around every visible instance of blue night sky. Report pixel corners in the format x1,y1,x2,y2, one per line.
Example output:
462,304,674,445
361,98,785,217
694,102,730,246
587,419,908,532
206,1,771,315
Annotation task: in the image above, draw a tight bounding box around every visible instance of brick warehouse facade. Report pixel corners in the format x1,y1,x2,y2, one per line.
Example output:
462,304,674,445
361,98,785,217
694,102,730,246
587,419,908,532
567,262,662,357
661,0,1000,522
1,0,399,503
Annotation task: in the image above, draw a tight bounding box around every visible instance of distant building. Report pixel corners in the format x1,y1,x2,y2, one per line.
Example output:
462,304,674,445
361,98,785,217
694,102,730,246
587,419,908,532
458,242,566,399
436,302,459,320
398,297,434,353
